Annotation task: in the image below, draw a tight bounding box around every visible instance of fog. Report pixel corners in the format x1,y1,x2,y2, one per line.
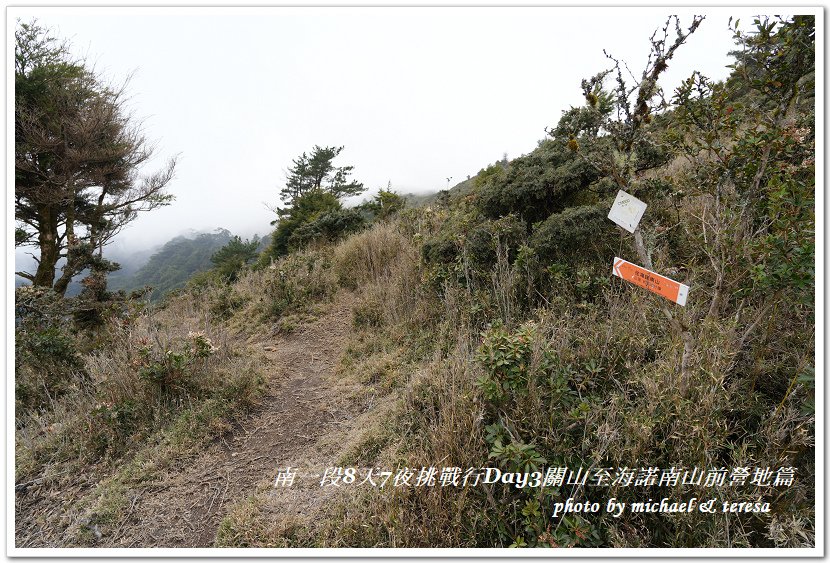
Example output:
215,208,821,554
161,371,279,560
13,6,758,255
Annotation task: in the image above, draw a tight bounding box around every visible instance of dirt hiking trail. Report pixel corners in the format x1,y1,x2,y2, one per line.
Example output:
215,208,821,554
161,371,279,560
95,292,357,547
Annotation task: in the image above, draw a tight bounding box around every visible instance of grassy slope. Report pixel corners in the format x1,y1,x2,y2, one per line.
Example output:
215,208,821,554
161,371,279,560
211,135,814,547
15,22,815,548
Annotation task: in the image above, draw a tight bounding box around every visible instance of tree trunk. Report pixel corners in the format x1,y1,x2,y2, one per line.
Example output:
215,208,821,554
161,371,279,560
52,265,72,297
53,184,76,297
33,205,58,289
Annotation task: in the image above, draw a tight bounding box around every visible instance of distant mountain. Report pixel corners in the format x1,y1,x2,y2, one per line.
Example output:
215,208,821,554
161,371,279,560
400,183,475,209
16,229,269,301
118,229,235,300
401,191,439,207
104,246,158,293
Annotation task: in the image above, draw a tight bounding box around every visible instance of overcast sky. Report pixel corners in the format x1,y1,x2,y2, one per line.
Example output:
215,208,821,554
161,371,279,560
12,6,762,253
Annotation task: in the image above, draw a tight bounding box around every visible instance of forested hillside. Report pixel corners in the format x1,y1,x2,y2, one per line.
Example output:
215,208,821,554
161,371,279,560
109,229,267,299
15,15,815,550
16,230,265,301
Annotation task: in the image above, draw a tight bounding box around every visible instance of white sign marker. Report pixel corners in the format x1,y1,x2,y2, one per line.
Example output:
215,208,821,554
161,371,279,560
608,190,647,233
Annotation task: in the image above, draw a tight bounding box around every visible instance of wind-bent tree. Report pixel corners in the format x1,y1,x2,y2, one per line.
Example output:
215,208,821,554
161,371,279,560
15,21,177,296
279,145,364,208
263,145,366,259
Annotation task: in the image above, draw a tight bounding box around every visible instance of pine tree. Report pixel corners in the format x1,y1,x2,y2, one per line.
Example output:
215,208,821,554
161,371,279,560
279,145,364,208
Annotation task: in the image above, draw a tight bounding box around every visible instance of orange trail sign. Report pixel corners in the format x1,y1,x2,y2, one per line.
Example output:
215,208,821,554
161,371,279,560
612,257,690,306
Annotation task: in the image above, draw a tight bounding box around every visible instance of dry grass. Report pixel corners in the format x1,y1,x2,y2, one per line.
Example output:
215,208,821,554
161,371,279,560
17,289,255,472
288,199,815,548
332,221,426,326
16,185,814,548
14,288,267,547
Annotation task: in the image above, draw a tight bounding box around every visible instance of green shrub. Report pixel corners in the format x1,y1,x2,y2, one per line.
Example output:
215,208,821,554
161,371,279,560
210,285,246,320
475,322,540,404
288,208,365,249
421,212,524,291
15,326,83,410
266,190,342,259
465,215,525,269
360,188,406,221
210,236,260,282
477,138,600,226
15,286,85,410
529,203,617,263
136,331,218,391
88,399,142,455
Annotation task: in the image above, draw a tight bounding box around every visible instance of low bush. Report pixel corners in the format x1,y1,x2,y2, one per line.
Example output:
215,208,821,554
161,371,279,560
529,203,619,264
289,208,365,250
476,138,601,226
238,248,337,321
15,286,85,411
